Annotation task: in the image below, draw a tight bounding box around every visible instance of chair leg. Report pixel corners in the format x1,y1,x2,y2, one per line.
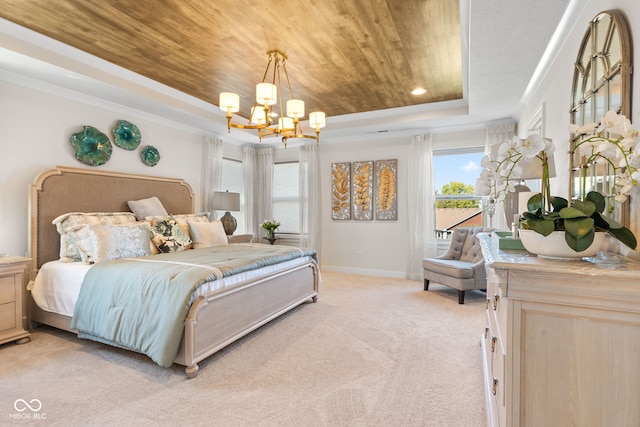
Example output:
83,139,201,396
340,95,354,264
458,290,465,304
424,279,430,291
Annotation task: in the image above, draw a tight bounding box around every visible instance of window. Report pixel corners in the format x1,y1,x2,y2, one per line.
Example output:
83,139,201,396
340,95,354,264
272,162,300,234
219,158,245,233
433,149,484,239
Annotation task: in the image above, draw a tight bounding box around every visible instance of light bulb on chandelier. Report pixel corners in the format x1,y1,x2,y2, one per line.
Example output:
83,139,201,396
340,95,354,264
219,50,326,148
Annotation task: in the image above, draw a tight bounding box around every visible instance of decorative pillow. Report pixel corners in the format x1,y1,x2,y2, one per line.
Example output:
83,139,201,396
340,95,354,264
150,216,192,253
188,220,228,249
52,212,138,262
75,223,152,264
146,213,209,240
127,196,168,221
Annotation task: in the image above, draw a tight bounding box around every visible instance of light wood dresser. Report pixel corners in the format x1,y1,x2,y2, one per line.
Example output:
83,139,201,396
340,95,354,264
478,233,640,427
0,256,31,345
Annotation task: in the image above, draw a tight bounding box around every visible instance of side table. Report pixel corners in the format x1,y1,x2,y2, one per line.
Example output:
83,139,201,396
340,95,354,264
227,234,253,244
0,256,31,345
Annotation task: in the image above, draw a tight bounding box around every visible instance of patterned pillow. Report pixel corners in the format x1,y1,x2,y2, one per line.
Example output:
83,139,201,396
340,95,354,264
146,213,209,241
75,223,152,264
52,212,138,262
150,216,192,253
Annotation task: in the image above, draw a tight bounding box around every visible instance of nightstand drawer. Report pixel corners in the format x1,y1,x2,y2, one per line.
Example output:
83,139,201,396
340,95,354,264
0,276,16,304
0,302,16,331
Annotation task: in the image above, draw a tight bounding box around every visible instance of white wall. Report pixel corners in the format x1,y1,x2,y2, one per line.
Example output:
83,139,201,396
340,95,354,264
517,0,640,258
319,137,410,278
0,80,206,257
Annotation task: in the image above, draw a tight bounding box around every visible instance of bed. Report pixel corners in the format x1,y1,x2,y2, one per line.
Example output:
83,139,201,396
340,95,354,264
28,166,320,378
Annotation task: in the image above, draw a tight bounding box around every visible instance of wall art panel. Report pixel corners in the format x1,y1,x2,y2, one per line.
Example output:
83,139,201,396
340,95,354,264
375,159,397,220
352,160,373,220
331,162,351,220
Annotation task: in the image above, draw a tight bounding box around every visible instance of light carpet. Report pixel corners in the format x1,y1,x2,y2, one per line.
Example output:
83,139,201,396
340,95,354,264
0,271,487,426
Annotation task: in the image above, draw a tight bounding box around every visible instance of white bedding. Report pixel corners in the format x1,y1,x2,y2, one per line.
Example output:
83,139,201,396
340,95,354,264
32,255,314,317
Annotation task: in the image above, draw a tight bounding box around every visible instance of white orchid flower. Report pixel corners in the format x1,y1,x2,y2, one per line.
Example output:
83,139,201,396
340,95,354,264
571,122,598,135
521,134,545,159
600,110,623,132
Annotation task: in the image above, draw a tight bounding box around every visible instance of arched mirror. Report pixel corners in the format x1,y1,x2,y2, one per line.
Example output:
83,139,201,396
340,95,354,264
569,9,633,225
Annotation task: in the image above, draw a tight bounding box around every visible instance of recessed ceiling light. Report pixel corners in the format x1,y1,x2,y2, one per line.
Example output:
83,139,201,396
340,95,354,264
411,88,427,96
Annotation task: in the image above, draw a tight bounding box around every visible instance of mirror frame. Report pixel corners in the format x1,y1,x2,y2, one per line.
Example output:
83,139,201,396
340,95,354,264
569,9,633,226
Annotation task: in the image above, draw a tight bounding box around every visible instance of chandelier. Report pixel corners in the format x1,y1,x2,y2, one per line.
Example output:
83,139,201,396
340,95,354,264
219,50,326,148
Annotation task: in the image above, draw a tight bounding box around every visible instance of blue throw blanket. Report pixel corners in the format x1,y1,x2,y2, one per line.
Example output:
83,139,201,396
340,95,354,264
70,244,317,367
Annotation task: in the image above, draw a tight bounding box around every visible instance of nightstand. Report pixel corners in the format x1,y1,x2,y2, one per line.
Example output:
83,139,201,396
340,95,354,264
227,234,253,244
0,256,31,345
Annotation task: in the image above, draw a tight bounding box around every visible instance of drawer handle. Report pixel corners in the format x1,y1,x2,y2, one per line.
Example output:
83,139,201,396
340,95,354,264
493,294,499,311
484,327,489,339
492,377,499,395
491,336,497,352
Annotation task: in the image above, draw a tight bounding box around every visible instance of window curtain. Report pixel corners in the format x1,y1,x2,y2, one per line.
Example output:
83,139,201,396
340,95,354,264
243,146,274,239
299,143,321,255
407,133,437,280
485,121,516,231
202,135,224,214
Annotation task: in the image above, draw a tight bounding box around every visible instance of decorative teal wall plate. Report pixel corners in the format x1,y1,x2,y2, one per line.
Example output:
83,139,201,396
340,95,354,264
69,126,112,166
112,120,141,150
140,145,160,166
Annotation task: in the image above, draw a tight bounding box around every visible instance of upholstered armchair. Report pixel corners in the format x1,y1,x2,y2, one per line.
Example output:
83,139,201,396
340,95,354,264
422,227,493,304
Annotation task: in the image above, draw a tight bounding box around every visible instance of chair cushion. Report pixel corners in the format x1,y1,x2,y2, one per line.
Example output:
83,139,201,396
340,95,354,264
422,258,474,279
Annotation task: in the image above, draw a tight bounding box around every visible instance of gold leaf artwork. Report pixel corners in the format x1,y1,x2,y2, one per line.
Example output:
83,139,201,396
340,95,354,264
332,167,350,212
377,166,395,211
353,163,371,210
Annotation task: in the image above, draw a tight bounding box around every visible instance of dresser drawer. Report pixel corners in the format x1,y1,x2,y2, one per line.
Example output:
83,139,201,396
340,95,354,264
0,276,16,304
0,302,16,331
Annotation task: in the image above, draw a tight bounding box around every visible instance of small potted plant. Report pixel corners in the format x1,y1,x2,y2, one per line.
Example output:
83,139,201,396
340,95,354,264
261,219,281,244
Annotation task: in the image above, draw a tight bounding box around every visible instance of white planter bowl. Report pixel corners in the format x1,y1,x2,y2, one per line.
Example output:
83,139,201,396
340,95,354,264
519,229,605,259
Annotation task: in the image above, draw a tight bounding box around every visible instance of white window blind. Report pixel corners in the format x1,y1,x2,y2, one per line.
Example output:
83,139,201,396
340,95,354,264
272,162,300,234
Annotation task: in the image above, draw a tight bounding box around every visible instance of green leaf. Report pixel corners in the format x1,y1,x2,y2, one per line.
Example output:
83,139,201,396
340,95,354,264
585,191,606,213
550,196,568,212
560,206,589,219
564,217,594,239
607,227,638,249
571,199,596,217
564,227,595,252
527,218,555,236
526,193,544,212
594,212,623,230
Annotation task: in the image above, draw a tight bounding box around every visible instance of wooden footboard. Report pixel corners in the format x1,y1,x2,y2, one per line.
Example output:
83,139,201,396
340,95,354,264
174,261,320,378
30,261,320,378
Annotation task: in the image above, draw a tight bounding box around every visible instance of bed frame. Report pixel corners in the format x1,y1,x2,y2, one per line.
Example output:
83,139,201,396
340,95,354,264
28,166,319,378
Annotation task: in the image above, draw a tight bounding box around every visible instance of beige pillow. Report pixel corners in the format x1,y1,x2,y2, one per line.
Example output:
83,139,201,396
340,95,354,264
188,220,228,249
127,196,168,220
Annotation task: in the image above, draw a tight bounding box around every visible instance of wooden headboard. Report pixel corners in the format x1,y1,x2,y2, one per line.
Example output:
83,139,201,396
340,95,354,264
29,166,195,270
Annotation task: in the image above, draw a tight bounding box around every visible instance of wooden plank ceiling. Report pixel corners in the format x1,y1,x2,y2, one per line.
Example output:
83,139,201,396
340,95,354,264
0,0,462,119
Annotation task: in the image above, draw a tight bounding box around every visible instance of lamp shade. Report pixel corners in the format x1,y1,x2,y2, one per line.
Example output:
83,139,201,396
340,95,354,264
256,83,277,105
286,99,305,118
309,111,326,128
278,117,294,131
212,191,240,211
518,153,556,180
219,92,239,112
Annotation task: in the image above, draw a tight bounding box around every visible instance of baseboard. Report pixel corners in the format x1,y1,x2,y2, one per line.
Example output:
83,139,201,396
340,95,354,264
321,265,407,279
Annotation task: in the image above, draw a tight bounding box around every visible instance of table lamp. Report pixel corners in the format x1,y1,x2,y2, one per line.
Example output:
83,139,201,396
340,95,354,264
213,191,240,235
